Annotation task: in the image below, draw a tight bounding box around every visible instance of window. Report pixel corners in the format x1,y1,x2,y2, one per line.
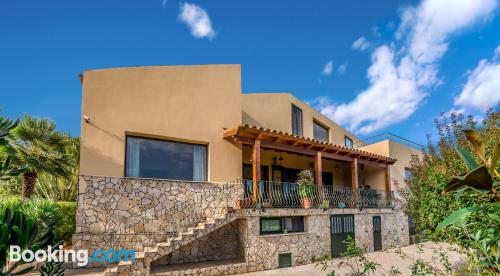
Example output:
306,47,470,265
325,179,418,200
278,253,292,268
125,136,207,181
313,120,329,142
404,167,413,182
291,104,303,136
344,136,353,148
260,217,305,235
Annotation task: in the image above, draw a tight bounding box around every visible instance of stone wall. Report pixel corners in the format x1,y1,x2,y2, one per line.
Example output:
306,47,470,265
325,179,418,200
237,208,409,272
153,220,244,266
73,176,410,273
73,176,242,254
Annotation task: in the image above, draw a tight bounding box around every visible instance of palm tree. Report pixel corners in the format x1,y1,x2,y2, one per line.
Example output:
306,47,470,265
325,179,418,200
35,136,80,201
4,115,71,199
0,116,19,177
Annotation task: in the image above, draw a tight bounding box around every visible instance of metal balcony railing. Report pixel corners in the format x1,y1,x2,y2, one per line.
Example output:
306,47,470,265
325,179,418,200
236,179,393,209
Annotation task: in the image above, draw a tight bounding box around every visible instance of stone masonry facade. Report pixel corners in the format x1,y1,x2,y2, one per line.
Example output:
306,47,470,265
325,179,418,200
73,176,409,274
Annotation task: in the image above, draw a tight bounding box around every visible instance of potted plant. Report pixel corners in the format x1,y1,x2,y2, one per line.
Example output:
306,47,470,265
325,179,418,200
297,170,316,209
235,198,254,209
322,199,330,210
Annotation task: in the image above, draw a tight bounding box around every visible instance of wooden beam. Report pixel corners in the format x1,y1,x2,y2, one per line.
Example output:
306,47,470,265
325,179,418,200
351,158,359,190
322,151,353,162
358,159,388,168
222,127,239,138
252,139,261,201
385,165,392,197
314,151,322,186
261,140,317,156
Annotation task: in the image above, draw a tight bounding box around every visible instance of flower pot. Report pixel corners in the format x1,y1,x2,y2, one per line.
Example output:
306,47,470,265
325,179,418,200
322,199,330,209
235,199,253,209
301,198,313,209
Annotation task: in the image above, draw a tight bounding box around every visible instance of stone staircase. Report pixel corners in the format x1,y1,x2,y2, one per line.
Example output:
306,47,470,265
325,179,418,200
104,211,240,275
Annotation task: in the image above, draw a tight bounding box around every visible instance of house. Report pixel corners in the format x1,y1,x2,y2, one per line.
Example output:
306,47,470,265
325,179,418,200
73,64,422,275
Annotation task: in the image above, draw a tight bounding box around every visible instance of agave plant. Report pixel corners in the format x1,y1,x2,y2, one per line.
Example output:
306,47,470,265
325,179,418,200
39,261,64,276
0,208,59,275
437,130,499,230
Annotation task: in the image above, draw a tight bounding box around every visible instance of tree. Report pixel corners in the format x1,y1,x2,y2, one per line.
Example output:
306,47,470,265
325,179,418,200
0,117,19,178
35,136,79,201
3,115,71,199
403,110,499,274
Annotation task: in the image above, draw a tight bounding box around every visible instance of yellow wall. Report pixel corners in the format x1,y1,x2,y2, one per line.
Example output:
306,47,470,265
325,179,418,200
79,65,243,182
360,140,422,190
79,64,419,187
242,93,361,146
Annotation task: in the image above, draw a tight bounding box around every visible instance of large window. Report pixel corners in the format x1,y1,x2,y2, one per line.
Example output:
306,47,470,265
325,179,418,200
313,120,329,142
291,104,303,136
125,136,207,181
344,136,353,148
260,216,305,235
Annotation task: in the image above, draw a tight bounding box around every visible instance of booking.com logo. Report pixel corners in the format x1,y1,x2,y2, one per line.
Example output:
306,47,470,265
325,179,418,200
10,245,136,266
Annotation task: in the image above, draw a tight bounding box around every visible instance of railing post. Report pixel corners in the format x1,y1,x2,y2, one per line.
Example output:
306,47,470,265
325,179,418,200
252,139,261,202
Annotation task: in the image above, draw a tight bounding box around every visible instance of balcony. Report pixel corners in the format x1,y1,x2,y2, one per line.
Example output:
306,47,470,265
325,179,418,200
236,180,393,209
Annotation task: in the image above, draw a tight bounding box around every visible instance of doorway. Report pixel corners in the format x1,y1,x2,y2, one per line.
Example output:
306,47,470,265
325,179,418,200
330,215,355,257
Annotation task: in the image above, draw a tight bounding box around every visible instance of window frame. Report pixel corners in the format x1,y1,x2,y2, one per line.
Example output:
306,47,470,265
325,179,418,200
291,104,303,136
260,216,305,235
313,119,330,143
404,167,413,182
124,135,208,181
344,136,353,148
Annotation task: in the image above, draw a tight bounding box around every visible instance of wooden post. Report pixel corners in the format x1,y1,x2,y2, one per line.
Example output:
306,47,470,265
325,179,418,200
314,151,322,186
385,164,392,201
351,158,359,207
351,158,359,190
252,139,261,201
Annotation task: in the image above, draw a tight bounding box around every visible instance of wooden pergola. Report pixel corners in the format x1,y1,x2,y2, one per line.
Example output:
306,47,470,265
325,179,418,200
223,124,397,200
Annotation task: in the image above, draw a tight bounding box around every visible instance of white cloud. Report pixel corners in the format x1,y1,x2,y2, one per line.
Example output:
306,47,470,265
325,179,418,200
352,37,372,51
178,2,216,40
454,46,500,111
495,45,500,56
338,63,348,74
313,0,497,135
162,0,168,10
321,61,333,76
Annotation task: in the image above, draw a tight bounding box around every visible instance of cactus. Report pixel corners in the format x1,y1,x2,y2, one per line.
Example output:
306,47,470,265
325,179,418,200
0,208,58,276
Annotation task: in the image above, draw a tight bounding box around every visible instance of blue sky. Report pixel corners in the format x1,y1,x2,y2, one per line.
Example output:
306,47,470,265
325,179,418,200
0,0,499,145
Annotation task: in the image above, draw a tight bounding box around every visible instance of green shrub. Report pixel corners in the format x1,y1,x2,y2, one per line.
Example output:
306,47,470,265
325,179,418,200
53,201,76,242
403,110,499,274
0,196,76,243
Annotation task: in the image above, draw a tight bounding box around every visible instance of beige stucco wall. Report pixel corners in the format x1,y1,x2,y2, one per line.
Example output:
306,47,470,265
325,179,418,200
79,65,242,182
242,93,361,146
360,140,422,190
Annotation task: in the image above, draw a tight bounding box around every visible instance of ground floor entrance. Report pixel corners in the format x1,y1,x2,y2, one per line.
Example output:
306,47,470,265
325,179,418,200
330,214,355,257
373,216,382,251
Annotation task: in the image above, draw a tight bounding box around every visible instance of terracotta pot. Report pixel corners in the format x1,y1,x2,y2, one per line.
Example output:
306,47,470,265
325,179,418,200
235,199,253,209
302,198,313,209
